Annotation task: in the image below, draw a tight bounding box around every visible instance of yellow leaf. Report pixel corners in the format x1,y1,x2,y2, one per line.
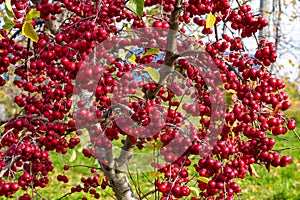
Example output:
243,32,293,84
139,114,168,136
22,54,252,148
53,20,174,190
0,34,3,39
69,150,76,162
97,175,106,185
25,9,40,22
128,53,137,64
150,171,163,179
230,131,235,141
5,0,12,12
189,186,200,198
206,13,216,28
22,22,39,42
225,90,237,106
271,104,281,116
249,164,259,178
197,176,211,183
70,132,77,138
175,65,185,76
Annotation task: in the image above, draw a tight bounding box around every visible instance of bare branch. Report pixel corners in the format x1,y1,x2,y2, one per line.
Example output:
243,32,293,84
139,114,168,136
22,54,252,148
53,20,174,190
0,155,21,178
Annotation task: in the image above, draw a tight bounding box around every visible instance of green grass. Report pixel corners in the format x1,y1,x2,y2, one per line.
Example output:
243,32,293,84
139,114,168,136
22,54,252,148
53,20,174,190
41,128,300,199
237,127,300,200
2,127,300,200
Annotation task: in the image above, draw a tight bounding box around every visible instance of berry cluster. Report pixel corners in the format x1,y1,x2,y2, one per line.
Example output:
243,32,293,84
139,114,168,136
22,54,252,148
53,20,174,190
63,166,103,199
0,0,297,199
226,5,268,37
255,40,278,66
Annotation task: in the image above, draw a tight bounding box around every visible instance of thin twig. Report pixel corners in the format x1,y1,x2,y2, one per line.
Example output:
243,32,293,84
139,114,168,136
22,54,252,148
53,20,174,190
0,155,21,178
291,129,300,141
141,190,157,199
9,29,21,40
214,23,219,41
166,153,190,200
57,192,72,200
127,164,142,200
68,164,101,170
273,147,300,152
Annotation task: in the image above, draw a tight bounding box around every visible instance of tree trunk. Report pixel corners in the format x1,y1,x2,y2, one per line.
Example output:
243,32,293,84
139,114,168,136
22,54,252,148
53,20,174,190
99,137,139,200
103,169,138,200
259,0,272,38
97,0,184,199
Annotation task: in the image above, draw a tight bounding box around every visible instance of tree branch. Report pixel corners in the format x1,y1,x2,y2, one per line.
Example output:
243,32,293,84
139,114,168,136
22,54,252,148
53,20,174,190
146,0,184,100
0,155,21,178
140,189,157,199
115,136,136,173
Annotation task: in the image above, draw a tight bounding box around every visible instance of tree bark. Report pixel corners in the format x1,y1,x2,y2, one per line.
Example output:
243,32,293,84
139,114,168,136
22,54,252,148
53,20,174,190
100,137,138,200
259,0,272,39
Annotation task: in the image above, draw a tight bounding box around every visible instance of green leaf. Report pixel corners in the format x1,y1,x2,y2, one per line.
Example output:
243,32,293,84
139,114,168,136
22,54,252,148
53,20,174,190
206,13,216,28
22,22,39,42
189,186,199,198
134,88,144,99
226,89,237,94
143,140,163,150
155,139,163,150
97,175,106,185
127,53,137,64
128,0,144,17
224,89,237,106
141,154,155,164
197,176,211,184
144,48,161,56
143,143,155,150
77,130,90,152
146,8,160,15
175,65,185,76
5,0,15,18
129,154,155,166
25,9,40,22
3,16,15,30
144,67,160,83
69,150,76,162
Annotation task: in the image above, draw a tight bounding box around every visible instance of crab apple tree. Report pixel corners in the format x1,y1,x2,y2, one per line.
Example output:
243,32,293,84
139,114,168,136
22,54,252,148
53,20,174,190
0,0,298,199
